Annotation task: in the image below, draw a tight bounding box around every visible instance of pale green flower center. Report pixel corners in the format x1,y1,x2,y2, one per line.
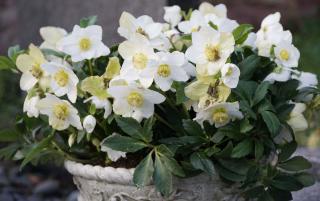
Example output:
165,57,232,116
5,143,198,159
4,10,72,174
136,27,148,38
54,70,69,87
127,92,144,107
133,53,148,69
191,26,200,32
212,108,229,124
280,49,290,61
157,64,171,77
273,66,283,74
226,67,233,76
53,103,69,120
79,38,91,51
205,45,220,62
30,64,43,79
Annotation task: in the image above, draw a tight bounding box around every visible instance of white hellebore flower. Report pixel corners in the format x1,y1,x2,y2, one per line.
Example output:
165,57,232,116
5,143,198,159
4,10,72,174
58,25,110,62
118,11,163,40
118,33,157,88
83,115,96,134
101,133,127,162
293,72,318,89
205,15,239,33
23,95,40,118
195,102,243,128
274,41,300,68
178,10,206,34
221,63,240,88
287,103,308,132
142,51,189,91
42,62,79,103
164,5,182,27
264,66,291,83
108,84,165,121
40,26,67,50
185,27,235,76
199,2,227,18
37,94,82,131
84,96,112,118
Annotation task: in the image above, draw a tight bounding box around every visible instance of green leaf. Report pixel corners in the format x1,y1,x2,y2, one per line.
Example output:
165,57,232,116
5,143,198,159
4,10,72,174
295,173,315,187
218,158,250,175
279,156,312,171
215,141,233,157
255,140,264,159
115,117,148,141
261,111,281,137
231,139,253,158
271,175,303,191
160,154,185,177
278,141,297,162
154,153,173,197
253,81,270,105
239,100,257,119
244,186,265,199
21,134,54,169
232,24,254,44
79,15,97,28
0,56,16,70
190,152,215,175
133,152,154,187
182,119,204,136
214,162,246,182
142,117,154,143
0,129,22,142
0,144,20,160
8,45,22,62
240,118,253,133
101,134,147,152
208,21,218,30
238,55,261,80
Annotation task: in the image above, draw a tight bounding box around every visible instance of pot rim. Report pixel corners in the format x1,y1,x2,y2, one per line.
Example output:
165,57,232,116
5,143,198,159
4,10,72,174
64,160,136,185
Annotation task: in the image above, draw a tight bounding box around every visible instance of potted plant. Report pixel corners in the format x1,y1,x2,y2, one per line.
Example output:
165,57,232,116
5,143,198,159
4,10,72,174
0,2,319,201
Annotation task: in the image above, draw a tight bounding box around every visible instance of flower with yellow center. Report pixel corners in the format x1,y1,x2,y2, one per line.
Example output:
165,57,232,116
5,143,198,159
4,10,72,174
274,41,300,68
42,61,79,103
108,83,165,121
185,27,235,76
16,44,48,91
118,33,157,88
194,102,243,128
58,25,110,62
37,94,82,131
141,51,189,91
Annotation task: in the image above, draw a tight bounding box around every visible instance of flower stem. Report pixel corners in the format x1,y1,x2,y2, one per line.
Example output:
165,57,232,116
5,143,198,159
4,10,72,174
88,60,93,76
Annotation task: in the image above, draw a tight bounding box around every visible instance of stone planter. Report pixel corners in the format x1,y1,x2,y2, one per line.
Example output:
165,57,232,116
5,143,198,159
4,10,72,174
64,160,244,201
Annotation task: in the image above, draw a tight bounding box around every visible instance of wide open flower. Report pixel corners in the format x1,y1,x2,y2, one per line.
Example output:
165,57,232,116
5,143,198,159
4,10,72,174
108,83,165,121
274,41,300,68
40,26,67,51
185,27,235,76
42,61,79,103
220,63,240,88
118,33,157,88
16,44,48,91
58,25,110,62
178,10,206,34
141,51,189,91
195,102,243,128
37,94,82,131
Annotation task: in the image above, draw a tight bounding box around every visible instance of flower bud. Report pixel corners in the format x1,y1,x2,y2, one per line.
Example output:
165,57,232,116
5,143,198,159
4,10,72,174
83,115,96,133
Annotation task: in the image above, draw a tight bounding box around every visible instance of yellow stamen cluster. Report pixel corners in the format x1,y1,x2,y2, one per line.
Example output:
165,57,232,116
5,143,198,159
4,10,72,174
127,92,144,107
205,44,220,62
136,27,149,38
157,64,171,77
279,49,290,61
79,38,91,51
133,53,148,69
212,108,229,124
30,64,43,79
54,70,69,87
53,103,69,120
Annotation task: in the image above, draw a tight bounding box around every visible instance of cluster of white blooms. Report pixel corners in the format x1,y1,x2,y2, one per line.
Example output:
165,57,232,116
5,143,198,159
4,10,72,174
18,2,318,143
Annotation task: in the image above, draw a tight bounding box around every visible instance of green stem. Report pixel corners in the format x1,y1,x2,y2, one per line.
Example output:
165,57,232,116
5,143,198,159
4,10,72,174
88,59,93,76
154,113,176,131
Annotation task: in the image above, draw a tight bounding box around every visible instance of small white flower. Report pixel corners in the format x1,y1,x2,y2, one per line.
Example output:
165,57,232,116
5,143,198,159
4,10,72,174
185,27,235,75
195,102,243,128
287,103,308,132
83,115,96,134
178,10,206,34
205,14,239,32
199,2,227,18
101,133,127,162
108,83,165,121
40,26,67,51
42,61,79,103
37,94,82,131
23,95,40,118
274,41,300,68
220,63,240,88
164,5,182,27
142,51,189,91
293,72,318,89
118,33,157,88
264,66,291,83
84,96,112,118
58,25,110,62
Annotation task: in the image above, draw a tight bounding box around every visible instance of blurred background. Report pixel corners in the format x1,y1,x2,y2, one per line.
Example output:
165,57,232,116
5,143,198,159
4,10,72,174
0,0,319,200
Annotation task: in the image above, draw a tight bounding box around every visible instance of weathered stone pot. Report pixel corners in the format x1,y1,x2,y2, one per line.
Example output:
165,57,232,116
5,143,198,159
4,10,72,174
64,160,244,201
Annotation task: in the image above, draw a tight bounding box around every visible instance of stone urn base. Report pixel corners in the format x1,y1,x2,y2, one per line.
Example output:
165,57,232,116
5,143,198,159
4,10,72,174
64,160,244,201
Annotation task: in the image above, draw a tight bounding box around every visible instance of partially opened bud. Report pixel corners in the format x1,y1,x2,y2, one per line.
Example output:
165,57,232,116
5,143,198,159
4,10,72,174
83,115,96,133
